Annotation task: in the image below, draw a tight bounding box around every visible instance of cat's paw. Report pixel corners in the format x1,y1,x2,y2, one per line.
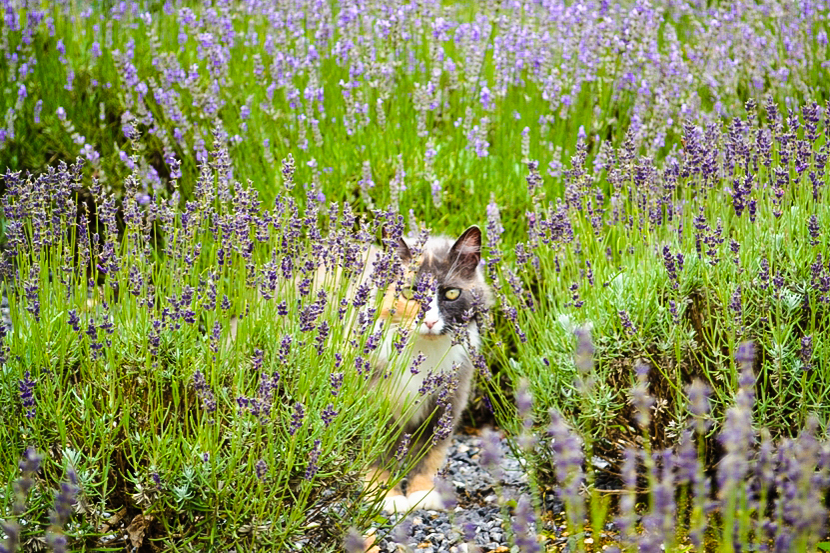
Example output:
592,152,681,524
381,494,410,513
407,489,447,511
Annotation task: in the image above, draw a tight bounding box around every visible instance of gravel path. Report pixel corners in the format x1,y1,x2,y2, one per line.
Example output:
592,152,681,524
372,429,554,553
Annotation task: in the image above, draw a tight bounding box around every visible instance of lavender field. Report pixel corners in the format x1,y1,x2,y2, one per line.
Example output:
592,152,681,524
1,0,829,551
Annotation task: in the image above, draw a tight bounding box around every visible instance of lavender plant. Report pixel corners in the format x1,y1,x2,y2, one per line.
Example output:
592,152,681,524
1,0,828,222
1,0,829,550
0,143,429,550
486,341,830,552
489,97,830,455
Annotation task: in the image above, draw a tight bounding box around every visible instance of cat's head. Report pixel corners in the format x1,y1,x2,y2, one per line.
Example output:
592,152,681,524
384,226,493,338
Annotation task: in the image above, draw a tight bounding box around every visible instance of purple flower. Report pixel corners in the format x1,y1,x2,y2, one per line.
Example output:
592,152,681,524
735,340,755,371
675,429,699,486
281,154,295,190
755,428,775,493
395,433,411,463
12,447,41,516
329,372,343,396
389,153,406,207
255,459,268,481
808,215,820,246
479,428,503,480
343,528,365,553
719,354,757,499
516,379,537,451
474,124,490,157
729,286,742,330
758,257,770,289
547,409,585,525
315,320,330,355
410,351,426,375
190,370,216,414
573,326,594,375
526,160,543,198
210,321,221,353
430,179,442,208
304,439,322,480
516,379,533,423
616,448,638,546
359,159,374,191
47,467,79,553
520,126,531,161
618,310,636,335
773,270,785,291
392,327,410,353
650,448,677,545
277,337,291,364
289,402,305,436
18,371,36,419
2,519,21,551
512,494,541,552
321,404,338,427
662,245,679,287
472,82,492,111
363,326,383,354
24,264,40,322
800,335,813,371
432,408,454,445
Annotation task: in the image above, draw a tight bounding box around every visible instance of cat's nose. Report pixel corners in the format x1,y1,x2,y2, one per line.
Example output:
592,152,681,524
424,320,437,329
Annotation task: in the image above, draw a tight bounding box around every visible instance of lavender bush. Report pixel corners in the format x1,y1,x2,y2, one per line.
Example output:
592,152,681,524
0,0,829,550
490,342,830,552
1,0,828,217
0,140,436,549
487,96,829,454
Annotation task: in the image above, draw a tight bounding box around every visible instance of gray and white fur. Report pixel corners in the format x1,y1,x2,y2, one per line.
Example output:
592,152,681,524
367,225,493,512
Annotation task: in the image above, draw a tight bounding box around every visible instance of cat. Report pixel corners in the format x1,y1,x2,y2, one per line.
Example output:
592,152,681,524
227,225,493,513
364,225,493,513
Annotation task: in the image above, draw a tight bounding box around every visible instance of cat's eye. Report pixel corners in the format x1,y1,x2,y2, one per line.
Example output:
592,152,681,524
401,287,415,300
444,288,461,301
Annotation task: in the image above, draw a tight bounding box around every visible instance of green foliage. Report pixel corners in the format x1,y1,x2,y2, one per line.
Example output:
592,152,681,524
1,0,830,550
488,108,830,454
0,152,424,549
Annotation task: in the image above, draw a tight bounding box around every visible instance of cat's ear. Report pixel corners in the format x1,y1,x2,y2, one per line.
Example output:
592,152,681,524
395,237,412,264
382,224,412,263
450,225,482,277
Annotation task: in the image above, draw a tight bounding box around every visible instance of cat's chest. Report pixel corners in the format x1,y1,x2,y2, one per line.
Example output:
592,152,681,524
376,325,479,422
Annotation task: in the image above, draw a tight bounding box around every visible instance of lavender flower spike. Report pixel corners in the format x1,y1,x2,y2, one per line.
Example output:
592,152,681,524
47,467,80,553
18,371,36,420
512,494,541,552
